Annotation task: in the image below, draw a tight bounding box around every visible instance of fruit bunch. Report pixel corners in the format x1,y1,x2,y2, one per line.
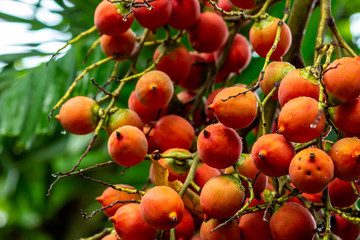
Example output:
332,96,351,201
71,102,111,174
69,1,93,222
48,0,360,239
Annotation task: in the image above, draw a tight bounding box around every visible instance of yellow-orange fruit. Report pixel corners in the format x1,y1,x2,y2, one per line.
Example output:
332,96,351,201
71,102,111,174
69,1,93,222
334,98,360,135
289,148,334,194
100,30,137,60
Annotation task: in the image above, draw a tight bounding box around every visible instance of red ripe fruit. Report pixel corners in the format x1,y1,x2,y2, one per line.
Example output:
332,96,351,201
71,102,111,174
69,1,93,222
178,52,207,91
328,178,360,208
140,186,185,230
197,123,242,169
200,174,245,219
251,133,295,177
110,203,157,240
189,12,229,53
323,56,360,104
105,108,143,136
332,214,360,240
289,148,334,194
250,15,292,61
135,70,174,109
278,68,320,107
269,202,316,240
58,96,99,135
96,184,141,217
278,97,326,143
334,98,360,135
128,91,167,124
208,86,258,130
239,210,273,240
193,163,221,188
168,0,200,30
107,125,148,167
161,208,195,240
133,0,172,32
259,61,295,100
214,33,252,74
200,218,241,240
153,43,192,84
94,0,133,36
204,88,224,122
100,30,137,60
329,137,360,181
229,0,262,9
153,115,195,152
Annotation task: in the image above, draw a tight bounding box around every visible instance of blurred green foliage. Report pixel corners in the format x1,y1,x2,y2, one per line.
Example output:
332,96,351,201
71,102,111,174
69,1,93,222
0,0,359,239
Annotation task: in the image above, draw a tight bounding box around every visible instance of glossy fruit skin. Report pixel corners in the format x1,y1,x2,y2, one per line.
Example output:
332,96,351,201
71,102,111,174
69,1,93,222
96,184,141,217
189,12,229,53
214,33,251,74
200,174,245,219
158,148,192,182
225,154,268,199
239,210,274,240
110,203,157,240
278,97,326,143
168,0,200,30
200,218,241,240
332,214,360,240
259,61,295,100
208,86,258,130
105,108,143,136
251,133,295,177
107,125,148,167
133,0,172,32
324,56,360,104
162,208,195,240
100,30,137,60
278,68,320,107
135,70,174,109
289,148,334,194
140,186,185,230
59,96,99,135
329,137,360,181
197,123,243,169
178,52,207,90
94,0,134,36
193,163,221,188
153,115,195,152
269,202,316,240
128,91,167,124
328,178,360,208
250,15,292,61
153,43,192,84
334,98,360,135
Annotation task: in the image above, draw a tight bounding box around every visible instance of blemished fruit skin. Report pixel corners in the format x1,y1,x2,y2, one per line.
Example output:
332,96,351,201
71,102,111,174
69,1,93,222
200,218,241,240
105,108,143,136
328,178,360,208
110,203,157,240
100,30,137,60
332,214,360,240
135,70,174,109
289,148,334,194
329,137,360,181
168,0,200,30
153,43,192,84
278,96,326,143
197,123,243,169
133,0,172,32
208,86,258,130
94,0,134,36
189,12,229,53
239,210,274,240
323,56,360,104
259,61,295,100
251,133,295,177
140,186,185,230
153,115,195,152
278,68,320,107
269,202,316,240
58,96,99,135
107,125,148,167
250,15,292,61
96,184,141,217
334,98,360,135
200,174,245,219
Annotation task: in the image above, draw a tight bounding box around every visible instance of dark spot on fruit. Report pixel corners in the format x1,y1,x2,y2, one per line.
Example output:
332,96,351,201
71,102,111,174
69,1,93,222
306,171,311,175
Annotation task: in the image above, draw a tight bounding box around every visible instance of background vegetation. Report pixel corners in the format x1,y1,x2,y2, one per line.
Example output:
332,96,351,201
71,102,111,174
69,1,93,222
0,0,359,239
